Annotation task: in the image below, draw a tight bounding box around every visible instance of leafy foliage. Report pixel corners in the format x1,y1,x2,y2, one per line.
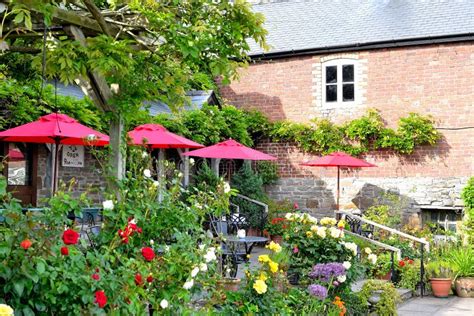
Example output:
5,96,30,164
231,163,266,229
461,177,474,244
269,109,440,155
0,79,105,131
359,280,400,316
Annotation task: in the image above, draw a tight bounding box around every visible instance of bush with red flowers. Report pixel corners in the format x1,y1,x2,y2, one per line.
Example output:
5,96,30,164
397,257,421,291
141,247,155,262
62,229,80,245
0,147,231,314
264,217,288,236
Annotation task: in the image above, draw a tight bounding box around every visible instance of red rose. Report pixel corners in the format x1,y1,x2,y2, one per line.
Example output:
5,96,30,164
141,247,155,262
20,239,32,250
92,273,100,281
95,290,107,308
399,260,405,267
146,274,153,283
60,246,69,256
96,268,100,273
62,229,79,245
135,273,143,285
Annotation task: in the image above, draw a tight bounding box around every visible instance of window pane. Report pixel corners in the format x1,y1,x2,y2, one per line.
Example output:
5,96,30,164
343,65,354,82
326,66,337,83
326,85,337,102
343,84,354,101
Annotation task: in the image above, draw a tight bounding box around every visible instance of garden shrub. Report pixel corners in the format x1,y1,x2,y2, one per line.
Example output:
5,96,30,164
359,280,401,316
461,177,474,245
0,147,233,314
231,163,267,230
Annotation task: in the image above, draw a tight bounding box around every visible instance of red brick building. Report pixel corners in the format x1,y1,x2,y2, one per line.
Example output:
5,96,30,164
220,0,474,226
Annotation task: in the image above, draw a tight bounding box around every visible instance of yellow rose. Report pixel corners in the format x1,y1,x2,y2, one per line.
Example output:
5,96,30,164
268,260,279,273
259,272,268,281
337,219,345,228
0,304,14,316
253,279,268,294
266,241,282,253
306,231,314,238
258,254,270,263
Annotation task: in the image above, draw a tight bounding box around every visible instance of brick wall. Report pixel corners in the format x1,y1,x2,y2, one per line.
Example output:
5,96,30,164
37,145,106,205
220,42,474,215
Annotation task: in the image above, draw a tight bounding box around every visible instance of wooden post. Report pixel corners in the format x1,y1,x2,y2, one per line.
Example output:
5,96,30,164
177,148,190,187
212,158,221,176
65,25,125,183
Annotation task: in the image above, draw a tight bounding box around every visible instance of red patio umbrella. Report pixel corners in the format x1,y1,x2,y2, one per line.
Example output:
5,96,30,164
0,113,109,193
183,139,277,161
128,124,203,148
7,148,24,161
301,152,376,210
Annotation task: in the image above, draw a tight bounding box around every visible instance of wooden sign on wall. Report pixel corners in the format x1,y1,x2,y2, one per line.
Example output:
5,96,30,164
62,145,84,168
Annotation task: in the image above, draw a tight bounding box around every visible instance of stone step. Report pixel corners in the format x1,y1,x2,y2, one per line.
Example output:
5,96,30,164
351,279,413,305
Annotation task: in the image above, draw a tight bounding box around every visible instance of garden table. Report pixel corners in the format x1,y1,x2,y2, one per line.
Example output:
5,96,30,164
224,236,268,257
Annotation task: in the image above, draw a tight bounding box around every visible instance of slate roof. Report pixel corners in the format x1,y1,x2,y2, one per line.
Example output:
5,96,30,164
248,0,474,56
53,82,218,114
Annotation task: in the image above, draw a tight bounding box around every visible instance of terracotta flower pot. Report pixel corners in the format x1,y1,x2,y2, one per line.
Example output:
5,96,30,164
430,278,452,298
218,278,241,292
376,271,391,281
455,277,474,298
271,235,283,244
247,228,261,236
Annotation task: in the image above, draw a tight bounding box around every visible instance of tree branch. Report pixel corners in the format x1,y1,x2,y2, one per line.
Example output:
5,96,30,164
81,0,112,36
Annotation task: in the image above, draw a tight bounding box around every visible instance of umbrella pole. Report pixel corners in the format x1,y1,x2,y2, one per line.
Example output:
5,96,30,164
52,138,60,195
336,166,340,212
158,148,164,202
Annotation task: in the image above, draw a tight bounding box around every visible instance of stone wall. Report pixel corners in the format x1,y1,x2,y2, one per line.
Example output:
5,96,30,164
37,145,106,205
266,176,468,219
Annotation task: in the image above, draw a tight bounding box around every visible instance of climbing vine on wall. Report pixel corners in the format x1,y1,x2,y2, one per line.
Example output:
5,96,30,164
269,109,440,155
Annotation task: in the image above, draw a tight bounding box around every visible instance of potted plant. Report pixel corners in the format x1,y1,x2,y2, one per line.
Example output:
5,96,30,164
426,260,453,297
264,217,287,244
449,247,474,298
372,252,393,280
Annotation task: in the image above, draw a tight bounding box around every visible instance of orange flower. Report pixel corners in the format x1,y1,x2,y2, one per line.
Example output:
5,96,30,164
333,296,346,316
20,239,32,250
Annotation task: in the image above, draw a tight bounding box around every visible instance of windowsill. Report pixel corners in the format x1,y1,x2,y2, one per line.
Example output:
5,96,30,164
322,101,356,108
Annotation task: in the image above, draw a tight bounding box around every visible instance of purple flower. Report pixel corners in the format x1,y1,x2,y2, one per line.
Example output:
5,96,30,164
308,284,328,300
309,262,346,282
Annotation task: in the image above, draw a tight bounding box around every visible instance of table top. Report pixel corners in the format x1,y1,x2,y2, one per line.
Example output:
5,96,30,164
225,236,268,243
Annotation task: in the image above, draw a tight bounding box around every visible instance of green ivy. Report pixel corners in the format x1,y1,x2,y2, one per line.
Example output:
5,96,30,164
269,109,440,155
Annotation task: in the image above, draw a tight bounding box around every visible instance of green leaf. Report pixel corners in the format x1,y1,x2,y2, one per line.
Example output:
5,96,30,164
14,11,24,24
13,280,24,297
36,261,45,274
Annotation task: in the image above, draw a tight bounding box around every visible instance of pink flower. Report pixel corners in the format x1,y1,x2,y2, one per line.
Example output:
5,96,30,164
293,246,299,254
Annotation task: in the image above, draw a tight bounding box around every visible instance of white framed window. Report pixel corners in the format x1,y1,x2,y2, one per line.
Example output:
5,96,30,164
322,59,356,105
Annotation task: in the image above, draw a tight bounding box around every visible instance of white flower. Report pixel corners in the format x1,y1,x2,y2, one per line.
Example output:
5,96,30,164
178,172,183,178
223,182,231,193
329,226,342,238
160,299,169,309
199,263,208,272
129,218,137,225
368,253,378,265
364,247,372,254
164,245,170,252
337,275,347,283
153,180,159,187
320,217,337,226
343,261,352,270
142,152,148,158
102,200,114,211
191,266,200,278
204,247,217,262
86,134,97,141
316,226,326,239
199,244,206,251
143,169,152,178
150,239,154,245
189,158,195,165
183,279,194,290
342,242,358,256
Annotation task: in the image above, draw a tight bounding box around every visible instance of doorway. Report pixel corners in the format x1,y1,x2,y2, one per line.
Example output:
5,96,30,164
1,142,38,206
